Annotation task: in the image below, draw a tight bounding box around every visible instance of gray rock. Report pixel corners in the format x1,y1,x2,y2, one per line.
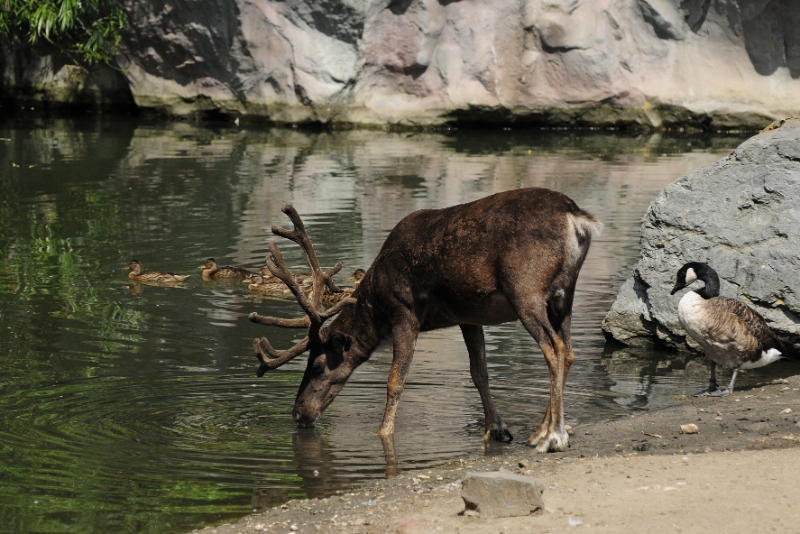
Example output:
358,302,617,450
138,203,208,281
461,470,544,519
603,117,800,351
2,0,800,127
738,421,775,434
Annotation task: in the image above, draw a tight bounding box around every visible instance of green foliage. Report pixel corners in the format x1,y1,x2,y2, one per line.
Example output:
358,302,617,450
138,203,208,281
0,0,126,65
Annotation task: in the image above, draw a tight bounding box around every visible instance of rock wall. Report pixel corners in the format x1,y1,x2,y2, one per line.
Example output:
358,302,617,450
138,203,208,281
0,44,135,111
2,0,800,128
602,117,800,352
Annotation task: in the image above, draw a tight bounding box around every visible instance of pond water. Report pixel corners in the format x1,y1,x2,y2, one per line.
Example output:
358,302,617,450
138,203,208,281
0,119,785,533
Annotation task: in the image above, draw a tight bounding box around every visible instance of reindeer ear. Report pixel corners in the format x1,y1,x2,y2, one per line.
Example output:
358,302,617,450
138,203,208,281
325,332,351,368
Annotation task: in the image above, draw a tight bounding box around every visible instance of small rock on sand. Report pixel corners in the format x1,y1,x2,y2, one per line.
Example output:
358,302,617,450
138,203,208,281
680,424,699,434
461,471,545,519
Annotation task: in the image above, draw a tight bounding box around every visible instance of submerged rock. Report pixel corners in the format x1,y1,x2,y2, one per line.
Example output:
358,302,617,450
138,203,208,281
603,117,800,351
461,470,544,519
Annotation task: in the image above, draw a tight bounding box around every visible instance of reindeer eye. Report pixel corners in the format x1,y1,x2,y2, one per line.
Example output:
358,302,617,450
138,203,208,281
311,359,325,375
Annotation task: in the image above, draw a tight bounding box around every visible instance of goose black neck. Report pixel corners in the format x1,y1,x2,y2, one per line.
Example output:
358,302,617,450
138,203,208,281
694,264,720,299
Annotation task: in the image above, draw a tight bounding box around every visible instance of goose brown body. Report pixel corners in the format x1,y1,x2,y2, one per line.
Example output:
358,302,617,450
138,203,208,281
125,260,190,284
200,258,253,280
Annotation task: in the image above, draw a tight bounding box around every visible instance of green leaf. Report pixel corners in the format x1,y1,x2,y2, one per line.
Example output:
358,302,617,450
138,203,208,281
1,0,126,65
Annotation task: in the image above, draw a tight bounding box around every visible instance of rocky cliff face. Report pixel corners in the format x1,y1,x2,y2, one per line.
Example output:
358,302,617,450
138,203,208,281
602,117,800,352
2,0,800,128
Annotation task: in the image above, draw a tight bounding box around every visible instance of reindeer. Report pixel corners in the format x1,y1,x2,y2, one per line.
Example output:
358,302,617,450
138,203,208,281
249,188,601,452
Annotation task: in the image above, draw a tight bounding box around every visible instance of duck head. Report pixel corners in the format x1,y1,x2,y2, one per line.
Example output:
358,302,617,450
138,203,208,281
124,259,144,275
347,268,367,287
246,273,265,285
199,258,219,271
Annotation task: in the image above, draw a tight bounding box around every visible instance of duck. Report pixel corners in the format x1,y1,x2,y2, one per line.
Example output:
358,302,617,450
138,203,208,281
124,260,191,284
305,270,364,305
199,258,253,280
244,274,294,297
670,262,784,397
307,286,357,306
258,265,313,287
347,268,366,287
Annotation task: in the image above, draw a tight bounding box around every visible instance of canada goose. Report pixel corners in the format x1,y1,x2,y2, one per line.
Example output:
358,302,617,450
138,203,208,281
199,258,253,280
670,262,784,397
124,260,191,284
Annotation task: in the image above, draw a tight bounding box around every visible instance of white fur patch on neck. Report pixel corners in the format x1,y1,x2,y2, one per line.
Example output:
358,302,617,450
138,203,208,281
685,267,697,285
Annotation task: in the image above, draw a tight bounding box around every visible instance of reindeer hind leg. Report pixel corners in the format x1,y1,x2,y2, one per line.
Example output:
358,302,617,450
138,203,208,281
507,293,571,453
460,324,512,442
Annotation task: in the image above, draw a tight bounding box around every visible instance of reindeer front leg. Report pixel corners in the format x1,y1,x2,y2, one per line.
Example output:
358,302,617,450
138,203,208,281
378,320,419,437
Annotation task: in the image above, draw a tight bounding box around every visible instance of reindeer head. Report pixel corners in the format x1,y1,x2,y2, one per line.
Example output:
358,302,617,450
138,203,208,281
248,205,358,427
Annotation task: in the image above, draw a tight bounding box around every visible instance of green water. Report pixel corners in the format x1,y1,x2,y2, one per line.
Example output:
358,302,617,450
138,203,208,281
0,118,773,533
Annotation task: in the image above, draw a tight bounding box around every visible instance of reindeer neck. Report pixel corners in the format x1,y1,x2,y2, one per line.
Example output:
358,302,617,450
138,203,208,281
326,296,387,365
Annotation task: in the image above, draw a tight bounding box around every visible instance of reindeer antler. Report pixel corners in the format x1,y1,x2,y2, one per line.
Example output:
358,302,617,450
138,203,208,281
249,205,356,376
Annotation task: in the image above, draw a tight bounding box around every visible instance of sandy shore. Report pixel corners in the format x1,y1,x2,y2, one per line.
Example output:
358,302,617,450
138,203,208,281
191,374,800,534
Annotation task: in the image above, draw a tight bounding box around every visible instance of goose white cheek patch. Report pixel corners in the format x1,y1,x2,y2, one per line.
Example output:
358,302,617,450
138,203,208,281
685,267,697,285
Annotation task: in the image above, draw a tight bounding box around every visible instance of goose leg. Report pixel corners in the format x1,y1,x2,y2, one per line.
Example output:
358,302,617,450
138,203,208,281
710,367,738,397
692,361,719,397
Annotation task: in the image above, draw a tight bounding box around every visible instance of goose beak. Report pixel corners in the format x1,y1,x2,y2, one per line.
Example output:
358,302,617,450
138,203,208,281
670,283,683,295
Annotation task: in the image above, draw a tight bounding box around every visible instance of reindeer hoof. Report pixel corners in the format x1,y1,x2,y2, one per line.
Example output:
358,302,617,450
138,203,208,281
527,430,569,453
484,419,513,443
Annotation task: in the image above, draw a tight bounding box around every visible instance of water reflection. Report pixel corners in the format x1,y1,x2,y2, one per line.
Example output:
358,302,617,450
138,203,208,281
0,117,751,534
601,345,800,410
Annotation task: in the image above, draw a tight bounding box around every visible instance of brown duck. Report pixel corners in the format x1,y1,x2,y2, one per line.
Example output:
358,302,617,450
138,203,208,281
305,269,365,305
244,274,294,297
347,268,366,287
259,265,313,287
199,258,253,280
124,260,191,284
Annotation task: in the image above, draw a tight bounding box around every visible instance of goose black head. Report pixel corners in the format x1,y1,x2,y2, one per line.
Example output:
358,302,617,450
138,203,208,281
670,262,720,299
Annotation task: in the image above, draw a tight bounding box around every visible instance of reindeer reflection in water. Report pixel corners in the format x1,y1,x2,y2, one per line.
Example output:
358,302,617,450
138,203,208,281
249,188,601,453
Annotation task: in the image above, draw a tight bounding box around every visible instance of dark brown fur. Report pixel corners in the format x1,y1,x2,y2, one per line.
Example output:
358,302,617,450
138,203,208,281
251,188,600,452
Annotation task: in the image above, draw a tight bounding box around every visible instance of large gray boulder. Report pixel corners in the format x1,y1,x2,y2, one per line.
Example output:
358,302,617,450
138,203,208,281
603,117,800,351
2,0,800,128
